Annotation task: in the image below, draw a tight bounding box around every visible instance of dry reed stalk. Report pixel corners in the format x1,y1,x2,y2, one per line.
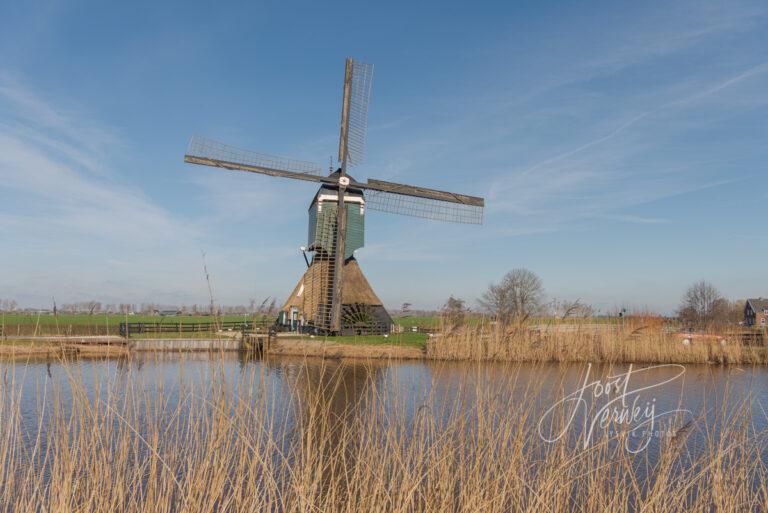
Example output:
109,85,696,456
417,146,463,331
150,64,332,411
0,357,764,512
426,320,766,365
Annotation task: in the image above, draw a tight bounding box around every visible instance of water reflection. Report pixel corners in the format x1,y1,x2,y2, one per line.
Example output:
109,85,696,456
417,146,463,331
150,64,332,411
2,354,766,471
261,358,385,499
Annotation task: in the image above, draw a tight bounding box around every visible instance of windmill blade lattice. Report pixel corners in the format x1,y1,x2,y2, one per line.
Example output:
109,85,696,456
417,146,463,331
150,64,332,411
365,189,484,225
345,61,374,166
186,135,324,178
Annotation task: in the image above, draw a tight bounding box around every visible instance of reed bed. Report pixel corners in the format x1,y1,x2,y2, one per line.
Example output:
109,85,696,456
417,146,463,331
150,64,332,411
427,320,767,364
1,356,766,512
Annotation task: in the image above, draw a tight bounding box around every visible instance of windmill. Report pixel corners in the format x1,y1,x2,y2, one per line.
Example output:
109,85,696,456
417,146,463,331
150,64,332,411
184,58,484,335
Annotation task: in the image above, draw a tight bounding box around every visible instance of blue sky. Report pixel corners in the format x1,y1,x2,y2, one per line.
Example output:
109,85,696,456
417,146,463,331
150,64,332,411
1,0,766,313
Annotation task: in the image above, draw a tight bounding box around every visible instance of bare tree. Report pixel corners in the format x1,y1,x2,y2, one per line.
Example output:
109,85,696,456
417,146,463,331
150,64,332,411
0,299,18,312
84,301,101,315
730,299,746,324
441,296,467,333
554,298,595,319
256,297,270,314
478,268,544,323
677,281,730,327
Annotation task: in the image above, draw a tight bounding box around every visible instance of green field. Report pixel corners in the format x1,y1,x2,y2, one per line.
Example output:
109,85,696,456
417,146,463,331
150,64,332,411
1,313,434,329
392,316,440,328
0,313,274,337
3,313,626,330
0,313,260,326
2,313,436,325
392,315,489,328
0,313,436,345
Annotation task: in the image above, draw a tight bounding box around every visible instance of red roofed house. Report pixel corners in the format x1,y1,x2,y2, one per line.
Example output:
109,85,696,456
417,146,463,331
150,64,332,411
744,298,768,327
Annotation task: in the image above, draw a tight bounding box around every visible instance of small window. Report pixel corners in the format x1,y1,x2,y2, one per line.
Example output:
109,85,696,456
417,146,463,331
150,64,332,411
762,318,766,326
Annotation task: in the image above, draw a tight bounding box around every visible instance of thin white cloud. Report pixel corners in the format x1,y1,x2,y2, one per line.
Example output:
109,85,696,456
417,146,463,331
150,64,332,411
674,62,768,105
493,1,768,108
0,78,215,305
495,110,655,187
578,3,766,75
0,77,322,308
487,63,768,228
355,240,449,263
0,131,192,246
0,76,123,162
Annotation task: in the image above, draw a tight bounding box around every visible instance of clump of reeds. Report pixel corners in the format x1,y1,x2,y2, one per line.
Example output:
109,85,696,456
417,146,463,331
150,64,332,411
0,357,765,512
426,318,767,364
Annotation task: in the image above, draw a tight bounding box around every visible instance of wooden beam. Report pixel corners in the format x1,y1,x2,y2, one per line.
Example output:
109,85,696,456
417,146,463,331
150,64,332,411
362,178,485,206
184,155,327,184
331,57,354,334
337,57,354,165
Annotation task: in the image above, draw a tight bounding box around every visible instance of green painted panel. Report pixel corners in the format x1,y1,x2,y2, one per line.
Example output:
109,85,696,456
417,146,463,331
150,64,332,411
345,203,364,259
307,201,365,259
308,204,318,247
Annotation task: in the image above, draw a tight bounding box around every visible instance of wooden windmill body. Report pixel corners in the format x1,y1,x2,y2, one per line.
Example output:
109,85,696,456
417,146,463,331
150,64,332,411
184,58,484,335
281,177,393,335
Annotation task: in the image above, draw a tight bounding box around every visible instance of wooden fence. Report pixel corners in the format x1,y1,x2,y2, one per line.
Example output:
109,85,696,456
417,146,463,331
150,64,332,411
119,320,273,338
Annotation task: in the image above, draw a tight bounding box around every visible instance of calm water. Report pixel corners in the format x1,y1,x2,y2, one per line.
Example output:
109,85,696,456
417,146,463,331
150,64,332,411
3,353,767,471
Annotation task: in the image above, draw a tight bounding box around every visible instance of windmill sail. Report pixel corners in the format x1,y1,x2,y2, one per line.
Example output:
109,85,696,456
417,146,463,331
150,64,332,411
338,59,374,167
185,136,324,182
362,178,484,225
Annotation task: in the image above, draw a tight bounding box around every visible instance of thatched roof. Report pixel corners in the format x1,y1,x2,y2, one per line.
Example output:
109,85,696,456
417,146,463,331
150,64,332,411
281,258,383,321
339,258,382,305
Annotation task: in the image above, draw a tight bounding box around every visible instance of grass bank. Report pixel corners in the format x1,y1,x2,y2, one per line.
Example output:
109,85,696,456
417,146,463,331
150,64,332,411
267,332,426,359
317,331,428,348
0,340,128,360
2,314,763,365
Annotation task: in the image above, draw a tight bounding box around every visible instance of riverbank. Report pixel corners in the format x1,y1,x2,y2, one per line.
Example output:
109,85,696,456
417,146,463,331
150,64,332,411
0,341,129,360
267,337,425,359
0,333,426,361
1,323,764,365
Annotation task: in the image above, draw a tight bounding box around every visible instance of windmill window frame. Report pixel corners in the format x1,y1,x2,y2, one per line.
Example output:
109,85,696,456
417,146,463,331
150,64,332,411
316,194,365,204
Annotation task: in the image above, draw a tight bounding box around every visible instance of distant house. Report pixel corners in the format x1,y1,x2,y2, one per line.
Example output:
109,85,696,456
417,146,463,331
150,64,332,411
153,309,182,317
744,299,768,327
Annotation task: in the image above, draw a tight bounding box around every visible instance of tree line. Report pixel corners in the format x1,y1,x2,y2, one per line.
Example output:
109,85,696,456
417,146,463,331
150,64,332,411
439,269,747,329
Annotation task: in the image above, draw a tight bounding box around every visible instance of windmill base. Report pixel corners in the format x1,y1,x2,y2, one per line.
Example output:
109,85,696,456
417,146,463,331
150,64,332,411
336,303,392,336
278,257,393,336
